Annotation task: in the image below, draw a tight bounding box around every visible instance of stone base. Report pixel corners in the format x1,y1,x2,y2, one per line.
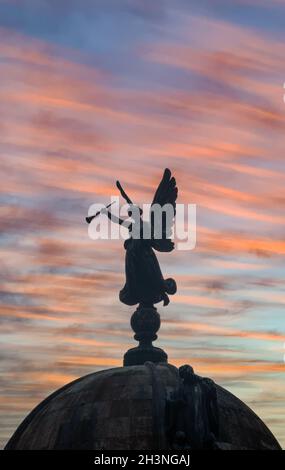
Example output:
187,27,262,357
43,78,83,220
123,345,168,366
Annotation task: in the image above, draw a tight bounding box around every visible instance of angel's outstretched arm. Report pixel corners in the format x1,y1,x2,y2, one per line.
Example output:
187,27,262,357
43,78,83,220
105,210,130,228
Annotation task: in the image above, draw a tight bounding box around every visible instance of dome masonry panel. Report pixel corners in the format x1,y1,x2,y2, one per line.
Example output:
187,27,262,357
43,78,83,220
5,363,281,450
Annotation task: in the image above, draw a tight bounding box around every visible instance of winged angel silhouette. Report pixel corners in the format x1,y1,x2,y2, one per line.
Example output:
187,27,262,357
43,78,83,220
99,169,178,307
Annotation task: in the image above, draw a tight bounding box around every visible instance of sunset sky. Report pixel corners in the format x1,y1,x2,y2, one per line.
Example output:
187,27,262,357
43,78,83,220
1,0,285,448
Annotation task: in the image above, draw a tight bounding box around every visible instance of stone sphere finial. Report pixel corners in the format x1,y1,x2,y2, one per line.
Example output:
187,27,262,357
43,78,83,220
123,304,167,366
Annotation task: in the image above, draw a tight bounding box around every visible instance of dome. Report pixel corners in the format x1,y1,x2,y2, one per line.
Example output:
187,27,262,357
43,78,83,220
5,363,281,450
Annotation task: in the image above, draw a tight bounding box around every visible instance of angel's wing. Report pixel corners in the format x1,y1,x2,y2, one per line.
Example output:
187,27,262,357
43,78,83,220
150,168,178,252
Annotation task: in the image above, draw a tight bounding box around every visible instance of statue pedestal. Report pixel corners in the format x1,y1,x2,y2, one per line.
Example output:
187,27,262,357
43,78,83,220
123,305,168,366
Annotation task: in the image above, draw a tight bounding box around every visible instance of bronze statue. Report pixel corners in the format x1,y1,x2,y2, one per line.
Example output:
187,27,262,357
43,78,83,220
87,168,178,366
101,168,178,307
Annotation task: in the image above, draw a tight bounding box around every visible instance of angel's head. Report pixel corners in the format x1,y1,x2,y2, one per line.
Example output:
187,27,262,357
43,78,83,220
127,204,143,218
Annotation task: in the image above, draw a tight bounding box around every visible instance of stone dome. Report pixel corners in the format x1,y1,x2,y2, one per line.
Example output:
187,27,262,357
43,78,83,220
5,362,281,450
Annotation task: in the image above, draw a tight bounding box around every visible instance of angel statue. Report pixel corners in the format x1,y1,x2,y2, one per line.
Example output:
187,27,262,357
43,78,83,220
100,168,178,307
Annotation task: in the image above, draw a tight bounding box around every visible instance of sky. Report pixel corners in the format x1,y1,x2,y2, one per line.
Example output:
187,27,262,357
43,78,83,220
0,0,285,449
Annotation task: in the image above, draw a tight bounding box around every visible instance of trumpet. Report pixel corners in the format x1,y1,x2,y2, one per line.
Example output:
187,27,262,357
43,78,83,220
85,201,115,224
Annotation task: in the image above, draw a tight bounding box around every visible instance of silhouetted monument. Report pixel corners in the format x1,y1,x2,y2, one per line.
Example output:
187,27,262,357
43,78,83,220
5,169,281,450
89,168,178,366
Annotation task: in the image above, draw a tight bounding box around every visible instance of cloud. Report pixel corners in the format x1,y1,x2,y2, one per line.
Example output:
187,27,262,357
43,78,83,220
1,5,285,449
